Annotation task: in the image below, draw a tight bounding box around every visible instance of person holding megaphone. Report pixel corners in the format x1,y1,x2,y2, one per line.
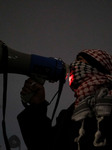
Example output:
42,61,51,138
1,41,112,150
17,49,112,150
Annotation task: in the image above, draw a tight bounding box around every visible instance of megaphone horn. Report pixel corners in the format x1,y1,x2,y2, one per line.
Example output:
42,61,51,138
0,41,69,84
0,41,31,75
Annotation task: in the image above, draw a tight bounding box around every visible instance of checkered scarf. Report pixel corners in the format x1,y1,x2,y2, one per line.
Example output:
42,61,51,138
69,49,112,107
69,50,112,148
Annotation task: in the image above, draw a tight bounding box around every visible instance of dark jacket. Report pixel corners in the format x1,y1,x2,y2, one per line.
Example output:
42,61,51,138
17,101,112,150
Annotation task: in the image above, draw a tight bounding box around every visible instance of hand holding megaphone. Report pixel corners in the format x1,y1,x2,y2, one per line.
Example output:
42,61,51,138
20,78,45,104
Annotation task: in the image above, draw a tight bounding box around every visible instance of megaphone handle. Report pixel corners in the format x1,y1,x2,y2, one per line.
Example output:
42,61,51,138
21,92,35,103
21,75,45,104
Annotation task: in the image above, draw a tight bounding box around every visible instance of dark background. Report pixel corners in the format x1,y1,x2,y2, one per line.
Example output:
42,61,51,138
0,0,112,149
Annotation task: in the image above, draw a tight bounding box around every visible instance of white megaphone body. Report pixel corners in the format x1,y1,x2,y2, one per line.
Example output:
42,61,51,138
0,41,69,102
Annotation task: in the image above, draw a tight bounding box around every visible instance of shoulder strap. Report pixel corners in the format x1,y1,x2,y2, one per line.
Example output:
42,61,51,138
51,79,65,125
1,42,11,150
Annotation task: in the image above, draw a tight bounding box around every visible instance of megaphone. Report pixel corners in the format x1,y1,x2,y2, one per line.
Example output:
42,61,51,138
0,41,69,84
0,41,70,103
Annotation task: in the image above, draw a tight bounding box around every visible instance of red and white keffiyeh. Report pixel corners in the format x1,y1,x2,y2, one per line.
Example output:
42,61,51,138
69,49,112,107
69,49,112,148
81,49,112,73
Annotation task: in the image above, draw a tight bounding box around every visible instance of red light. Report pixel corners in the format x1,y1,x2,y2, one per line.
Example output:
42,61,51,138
69,74,74,86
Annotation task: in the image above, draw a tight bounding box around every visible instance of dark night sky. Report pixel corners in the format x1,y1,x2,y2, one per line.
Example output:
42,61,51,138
0,0,112,149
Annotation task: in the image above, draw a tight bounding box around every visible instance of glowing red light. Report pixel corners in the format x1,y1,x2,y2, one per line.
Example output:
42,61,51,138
69,74,74,86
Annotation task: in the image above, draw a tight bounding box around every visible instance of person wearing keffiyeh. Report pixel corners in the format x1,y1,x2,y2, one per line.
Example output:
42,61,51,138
69,49,112,148
69,49,112,114
17,49,112,150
